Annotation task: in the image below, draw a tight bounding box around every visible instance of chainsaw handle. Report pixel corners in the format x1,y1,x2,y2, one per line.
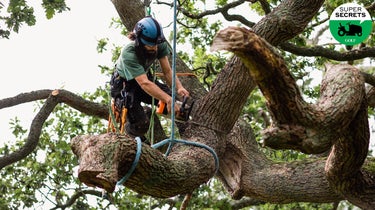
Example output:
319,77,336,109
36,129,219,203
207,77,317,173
179,96,188,113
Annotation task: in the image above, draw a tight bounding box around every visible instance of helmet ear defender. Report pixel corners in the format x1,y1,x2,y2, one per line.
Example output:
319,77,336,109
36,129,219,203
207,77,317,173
134,25,143,47
149,17,165,44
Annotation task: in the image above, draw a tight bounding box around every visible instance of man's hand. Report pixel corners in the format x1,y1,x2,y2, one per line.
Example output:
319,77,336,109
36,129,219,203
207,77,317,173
166,98,181,115
177,87,190,98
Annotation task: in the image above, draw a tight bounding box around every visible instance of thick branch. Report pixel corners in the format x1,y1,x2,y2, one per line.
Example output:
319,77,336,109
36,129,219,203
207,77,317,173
71,133,217,197
217,120,343,203
211,27,308,124
325,99,375,209
0,93,58,169
192,56,255,133
211,27,366,155
211,26,374,209
252,0,325,45
280,42,375,61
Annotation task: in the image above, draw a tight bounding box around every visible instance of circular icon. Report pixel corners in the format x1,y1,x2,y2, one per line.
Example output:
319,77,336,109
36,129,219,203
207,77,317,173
329,3,373,46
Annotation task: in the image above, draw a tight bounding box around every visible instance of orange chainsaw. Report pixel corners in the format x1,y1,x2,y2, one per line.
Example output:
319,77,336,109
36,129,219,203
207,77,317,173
156,96,194,122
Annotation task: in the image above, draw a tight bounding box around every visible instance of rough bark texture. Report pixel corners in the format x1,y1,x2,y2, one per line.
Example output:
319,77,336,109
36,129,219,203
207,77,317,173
71,133,216,197
252,0,325,46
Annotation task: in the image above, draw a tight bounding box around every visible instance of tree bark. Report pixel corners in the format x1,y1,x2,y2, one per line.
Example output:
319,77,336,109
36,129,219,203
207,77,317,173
72,132,218,197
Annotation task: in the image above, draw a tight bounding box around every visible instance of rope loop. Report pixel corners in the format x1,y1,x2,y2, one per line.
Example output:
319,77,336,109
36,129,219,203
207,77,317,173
152,138,220,175
116,137,143,186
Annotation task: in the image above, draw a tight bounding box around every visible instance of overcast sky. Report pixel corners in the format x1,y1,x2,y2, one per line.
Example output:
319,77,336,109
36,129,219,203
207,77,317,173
0,0,124,143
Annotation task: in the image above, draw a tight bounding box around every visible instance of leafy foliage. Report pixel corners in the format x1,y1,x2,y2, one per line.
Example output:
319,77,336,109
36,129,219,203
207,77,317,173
41,0,69,19
1,0,36,38
0,0,69,38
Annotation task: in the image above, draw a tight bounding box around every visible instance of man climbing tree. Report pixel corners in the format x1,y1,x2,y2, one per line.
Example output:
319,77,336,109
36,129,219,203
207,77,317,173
109,16,189,138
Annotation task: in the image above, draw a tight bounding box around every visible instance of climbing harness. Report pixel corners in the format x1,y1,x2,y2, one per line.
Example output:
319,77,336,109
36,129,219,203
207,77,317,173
107,90,128,134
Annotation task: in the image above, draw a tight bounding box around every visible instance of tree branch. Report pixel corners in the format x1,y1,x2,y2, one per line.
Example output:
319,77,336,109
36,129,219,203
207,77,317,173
212,27,366,154
280,42,375,61
50,189,110,210
325,96,374,208
0,89,51,109
157,0,256,27
0,93,58,169
0,89,108,169
217,120,342,203
252,0,325,46
71,133,218,197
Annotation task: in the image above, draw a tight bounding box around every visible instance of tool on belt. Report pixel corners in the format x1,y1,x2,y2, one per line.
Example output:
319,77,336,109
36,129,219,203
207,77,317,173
108,92,128,134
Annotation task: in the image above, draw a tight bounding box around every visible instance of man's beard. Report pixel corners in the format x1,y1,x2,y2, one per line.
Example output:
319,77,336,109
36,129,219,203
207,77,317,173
144,48,157,58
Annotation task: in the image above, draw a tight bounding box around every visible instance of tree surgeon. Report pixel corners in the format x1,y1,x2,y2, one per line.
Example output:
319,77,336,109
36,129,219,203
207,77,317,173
110,16,190,139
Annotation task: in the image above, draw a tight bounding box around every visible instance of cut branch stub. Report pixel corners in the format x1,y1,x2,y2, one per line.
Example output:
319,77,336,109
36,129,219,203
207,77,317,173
211,26,306,124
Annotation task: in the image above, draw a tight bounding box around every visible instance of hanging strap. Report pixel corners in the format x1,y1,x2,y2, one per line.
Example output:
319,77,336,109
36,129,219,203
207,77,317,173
144,0,152,16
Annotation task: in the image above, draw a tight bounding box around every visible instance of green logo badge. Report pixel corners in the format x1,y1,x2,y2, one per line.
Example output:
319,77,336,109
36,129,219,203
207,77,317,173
329,3,373,46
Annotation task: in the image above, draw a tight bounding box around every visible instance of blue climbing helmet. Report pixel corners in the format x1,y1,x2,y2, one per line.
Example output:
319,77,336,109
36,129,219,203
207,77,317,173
134,16,165,46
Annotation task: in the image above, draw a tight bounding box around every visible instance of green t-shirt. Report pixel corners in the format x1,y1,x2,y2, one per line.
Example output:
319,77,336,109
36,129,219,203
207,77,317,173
115,42,170,80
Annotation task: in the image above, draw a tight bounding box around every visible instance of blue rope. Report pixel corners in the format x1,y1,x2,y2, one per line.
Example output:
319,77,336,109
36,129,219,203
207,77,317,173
116,137,142,186
169,0,178,148
152,138,219,174
154,0,219,173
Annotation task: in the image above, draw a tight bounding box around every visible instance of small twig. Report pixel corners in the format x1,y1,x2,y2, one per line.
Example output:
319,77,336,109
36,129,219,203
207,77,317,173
180,193,192,210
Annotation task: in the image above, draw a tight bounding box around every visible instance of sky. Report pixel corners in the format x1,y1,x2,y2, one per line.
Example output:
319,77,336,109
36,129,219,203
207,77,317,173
0,0,121,95
0,0,126,143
